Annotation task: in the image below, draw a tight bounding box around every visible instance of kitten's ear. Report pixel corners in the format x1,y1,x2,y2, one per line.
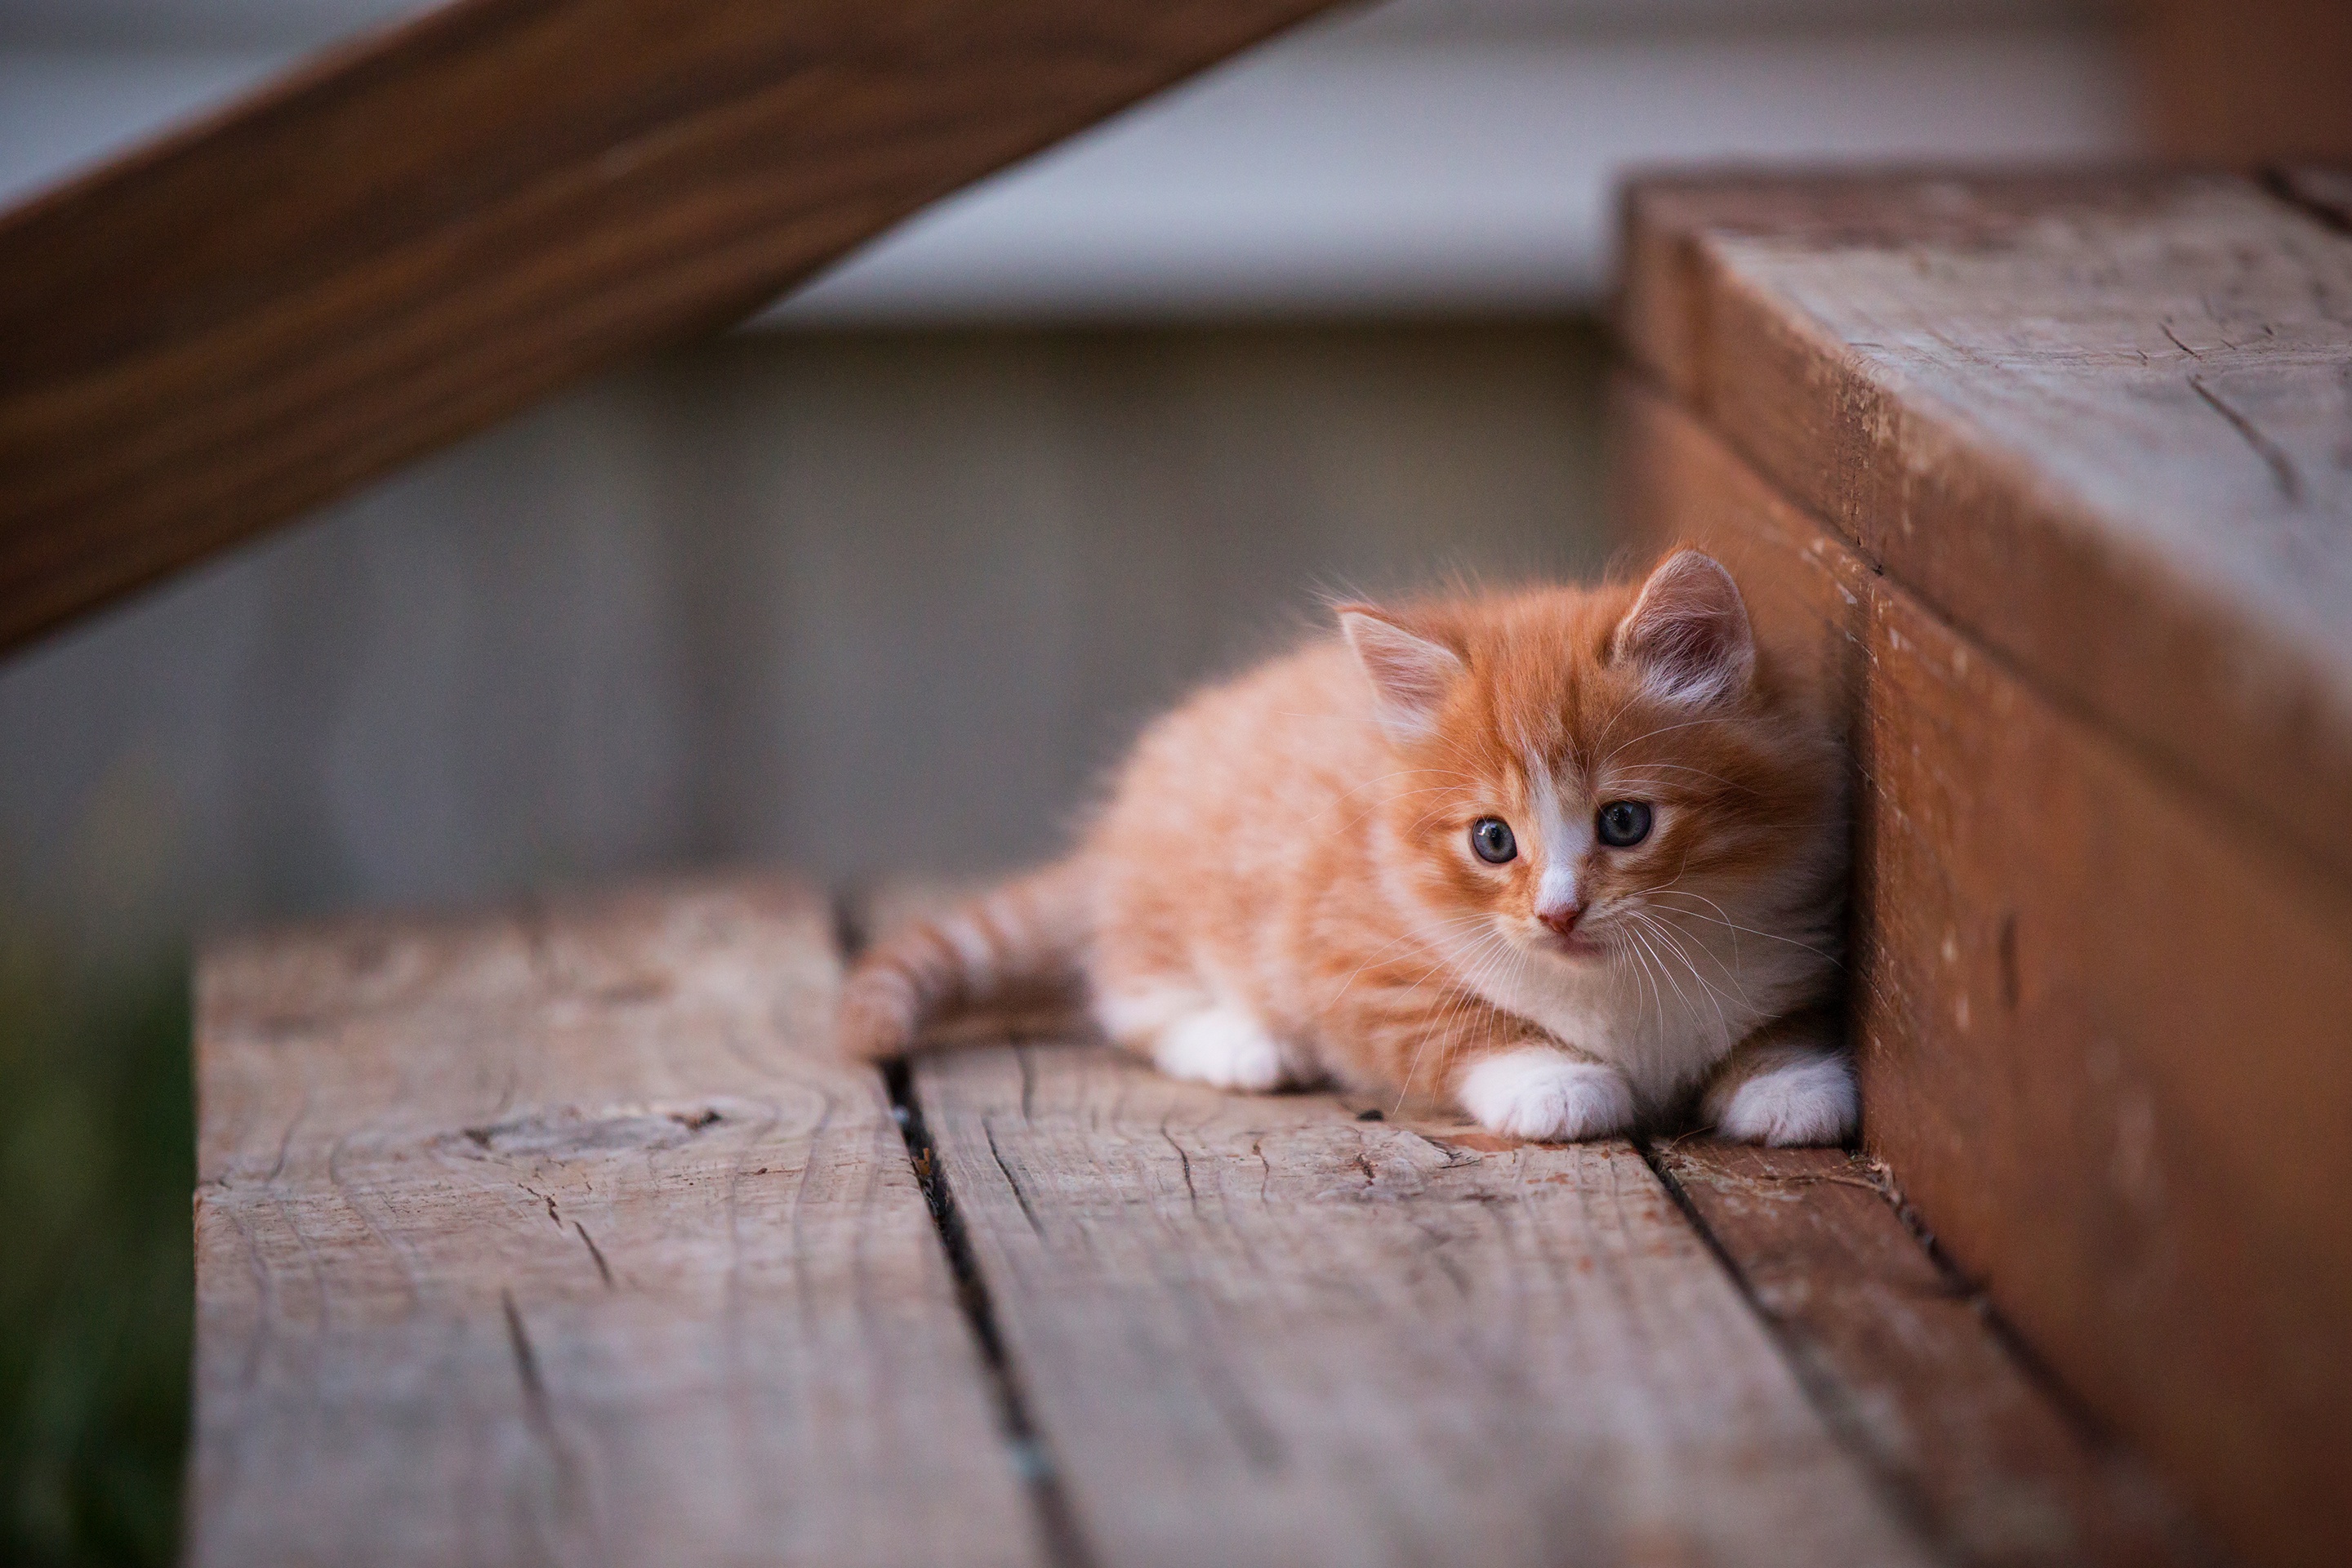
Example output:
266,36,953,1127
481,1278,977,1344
1613,550,1756,704
1339,606,1466,744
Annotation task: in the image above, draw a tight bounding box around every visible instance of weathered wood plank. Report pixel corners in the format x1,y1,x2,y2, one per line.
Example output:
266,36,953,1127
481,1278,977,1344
1655,1142,2207,1568
909,1036,1930,1568
0,0,1343,654
1619,170,2352,886
191,877,1042,1567
1613,375,2352,1568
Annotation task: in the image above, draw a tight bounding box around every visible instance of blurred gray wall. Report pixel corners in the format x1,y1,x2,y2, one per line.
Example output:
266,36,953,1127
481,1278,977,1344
0,323,1611,960
0,0,2140,312
0,0,2146,965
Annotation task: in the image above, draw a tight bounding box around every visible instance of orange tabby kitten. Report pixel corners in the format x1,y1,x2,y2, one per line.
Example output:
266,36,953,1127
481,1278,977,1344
840,548,1852,1144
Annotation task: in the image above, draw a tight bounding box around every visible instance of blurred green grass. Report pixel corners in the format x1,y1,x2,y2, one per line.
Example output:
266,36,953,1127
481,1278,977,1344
1,929,191,1567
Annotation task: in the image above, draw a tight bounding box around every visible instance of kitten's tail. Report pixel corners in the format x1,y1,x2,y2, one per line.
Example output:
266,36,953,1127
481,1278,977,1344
837,859,1094,1061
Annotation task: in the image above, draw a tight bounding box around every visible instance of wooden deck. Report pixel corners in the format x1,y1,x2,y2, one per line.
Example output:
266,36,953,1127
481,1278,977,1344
179,167,2352,1566
189,877,2203,1567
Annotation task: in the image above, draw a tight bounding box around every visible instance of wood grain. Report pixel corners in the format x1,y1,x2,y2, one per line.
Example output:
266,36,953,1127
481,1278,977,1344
1613,376,2352,1568
189,877,1042,1567
909,1037,1930,1568
1655,1143,2207,1568
1619,170,2352,887
0,0,1343,655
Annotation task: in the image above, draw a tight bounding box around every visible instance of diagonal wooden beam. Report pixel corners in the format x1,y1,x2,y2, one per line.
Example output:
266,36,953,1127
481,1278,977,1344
0,0,1347,654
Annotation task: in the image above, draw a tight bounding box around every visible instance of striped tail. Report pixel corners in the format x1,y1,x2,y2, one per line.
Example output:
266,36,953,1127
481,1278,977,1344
837,859,1094,1061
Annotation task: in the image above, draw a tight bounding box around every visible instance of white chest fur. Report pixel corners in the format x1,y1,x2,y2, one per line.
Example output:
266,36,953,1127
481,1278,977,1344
1384,866,1818,1109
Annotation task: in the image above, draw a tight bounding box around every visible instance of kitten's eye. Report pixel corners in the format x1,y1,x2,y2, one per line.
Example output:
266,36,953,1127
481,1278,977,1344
1597,800,1653,848
1470,817,1517,864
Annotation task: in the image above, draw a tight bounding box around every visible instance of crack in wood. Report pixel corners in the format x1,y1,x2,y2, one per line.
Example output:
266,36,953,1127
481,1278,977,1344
985,1120,1048,1241
501,1289,553,1428
521,1184,563,1227
883,1067,1094,1568
1162,1122,1202,1217
498,1287,594,1552
194,879,1032,1565
572,1222,615,1290
2187,373,2305,504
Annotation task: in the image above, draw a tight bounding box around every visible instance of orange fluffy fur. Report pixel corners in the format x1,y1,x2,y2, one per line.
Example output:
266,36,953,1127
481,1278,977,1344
840,549,1853,1145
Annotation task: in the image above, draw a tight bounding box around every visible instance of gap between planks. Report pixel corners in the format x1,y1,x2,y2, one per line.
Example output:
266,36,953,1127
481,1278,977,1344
882,1056,1098,1568
848,879,2210,1568
1639,1142,2214,1568
188,872,2208,1566
911,1037,1927,1567
187,876,1045,1568
835,888,1095,1568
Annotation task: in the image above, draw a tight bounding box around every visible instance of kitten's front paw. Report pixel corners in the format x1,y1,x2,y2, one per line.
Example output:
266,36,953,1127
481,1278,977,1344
1457,1049,1637,1142
1153,1004,1299,1093
1715,1052,1856,1146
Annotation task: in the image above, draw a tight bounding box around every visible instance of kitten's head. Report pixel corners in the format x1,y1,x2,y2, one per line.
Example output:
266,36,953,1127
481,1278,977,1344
1339,548,1838,982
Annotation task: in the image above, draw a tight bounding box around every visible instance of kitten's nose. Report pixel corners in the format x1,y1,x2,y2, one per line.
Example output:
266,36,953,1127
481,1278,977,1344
1537,903,1582,938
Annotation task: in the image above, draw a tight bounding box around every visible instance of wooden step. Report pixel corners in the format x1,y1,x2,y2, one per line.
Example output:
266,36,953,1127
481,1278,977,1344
1614,168,2352,1568
189,875,2204,1565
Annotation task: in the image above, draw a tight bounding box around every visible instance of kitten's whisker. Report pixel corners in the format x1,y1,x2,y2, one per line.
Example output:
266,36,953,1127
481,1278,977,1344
1628,881,1743,966
1611,919,1664,1019
1643,895,1842,968
1615,761,1738,780
1638,911,1745,1004
1642,913,1736,1051
1393,928,1515,1111
1606,762,1745,791
1327,785,1475,837
1598,715,1731,767
1434,933,1530,1094
1324,933,1435,1013
1622,920,1681,1031
1625,915,1699,1023
1633,911,1746,1052
1323,914,1494,1013
1327,768,1478,801
1401,800,1482,836
1631,916,1722,1051
1380,920,1504,1017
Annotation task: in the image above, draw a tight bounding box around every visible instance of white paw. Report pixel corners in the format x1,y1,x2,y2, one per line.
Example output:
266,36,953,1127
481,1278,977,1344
1457,1049,1637,1142
1716,1053,1856,1146
1153,1004,1297,1093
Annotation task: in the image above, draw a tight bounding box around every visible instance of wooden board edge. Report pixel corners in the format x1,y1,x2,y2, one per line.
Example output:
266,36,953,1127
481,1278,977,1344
1613,169,2352,889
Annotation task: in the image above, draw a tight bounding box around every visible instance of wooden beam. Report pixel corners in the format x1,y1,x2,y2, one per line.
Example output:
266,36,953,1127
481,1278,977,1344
189,877,1043,1566
0,0,1343,653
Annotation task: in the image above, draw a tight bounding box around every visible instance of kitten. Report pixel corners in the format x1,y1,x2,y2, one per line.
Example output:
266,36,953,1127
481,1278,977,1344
840,548,1853,1145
